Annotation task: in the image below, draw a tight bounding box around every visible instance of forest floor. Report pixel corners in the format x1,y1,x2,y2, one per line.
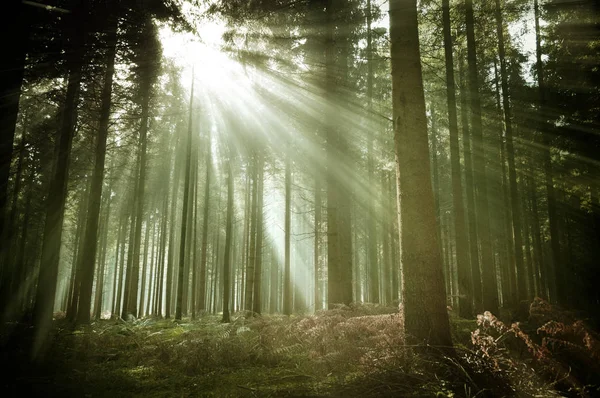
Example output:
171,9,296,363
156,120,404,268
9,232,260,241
1,301,600,397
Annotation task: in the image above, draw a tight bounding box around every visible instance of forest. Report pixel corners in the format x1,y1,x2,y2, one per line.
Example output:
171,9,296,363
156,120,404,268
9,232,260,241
1,0,599,396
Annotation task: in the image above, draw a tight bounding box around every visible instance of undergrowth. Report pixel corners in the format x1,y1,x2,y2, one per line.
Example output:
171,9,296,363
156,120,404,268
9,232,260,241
1,300,599,397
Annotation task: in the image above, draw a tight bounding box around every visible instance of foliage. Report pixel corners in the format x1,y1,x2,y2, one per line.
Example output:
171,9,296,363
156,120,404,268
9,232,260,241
468,299,600,397
5,303,599,397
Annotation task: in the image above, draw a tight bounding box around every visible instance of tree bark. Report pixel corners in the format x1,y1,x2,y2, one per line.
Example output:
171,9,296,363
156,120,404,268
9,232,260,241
0,0,30,260
76,9,118,324
252,154,264,314
284,157,292,315
33,0,88,356
465,0,498,314
535,0,561,305
198,130,212,311
442,0,472,318
221,150,234,323
495,0,526,303
175,74,194,321
390,0,452,346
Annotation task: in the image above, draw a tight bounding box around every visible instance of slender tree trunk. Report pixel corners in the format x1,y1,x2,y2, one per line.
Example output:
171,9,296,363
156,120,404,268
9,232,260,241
139,218,151,316
252,154,264,314
126,17,154,320
76,9,118,324
114,216,128,317
458,56,482,312
175,75,194,321
390,0,452,346
16,157,36,311
314,176,321,311
535,0,561,305
146,210,158,316
465,0,498,314
366,0,379,305
111,219,124,316
221,158,234,323
495,0,526,303
492,60,516,307
33,1,88,354
198,130,212,311
244,156,257,312
93,171,113,320
190,143,199,319
121,207,136,319
442,0,472,318
284,157,292,315
156,193,169,316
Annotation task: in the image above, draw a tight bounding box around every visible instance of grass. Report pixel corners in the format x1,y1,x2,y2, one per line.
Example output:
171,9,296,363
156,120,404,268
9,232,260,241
1,302,598,397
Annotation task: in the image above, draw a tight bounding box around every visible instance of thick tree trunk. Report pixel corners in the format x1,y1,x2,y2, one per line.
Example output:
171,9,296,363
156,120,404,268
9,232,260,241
390,0,452,346
326,0,353,308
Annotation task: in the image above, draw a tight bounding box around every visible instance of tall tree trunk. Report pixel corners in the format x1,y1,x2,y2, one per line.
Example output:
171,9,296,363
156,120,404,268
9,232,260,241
535,0,561,305
121,207,136,319
0,0,30,260
175,75,194,321
326,0,353,308
0,127,27,318
139,218,151,316
165,131,180,318
32,0,88,355
244,156,257,312
93,170,113,320
492,60,516,307
314,176,321,311
190,143,199,319
465,0,498,314
111,218,125,317
459,56,482,311
390,0,452,346
198,130,212,311
366,0,379,305
221,155,234,323
252,154,264,314
442,0,472,318
16,156,36,311
76,9,118,324
283,157,292,315
495,0,526,303
126,16,154,319
155,192,169,316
